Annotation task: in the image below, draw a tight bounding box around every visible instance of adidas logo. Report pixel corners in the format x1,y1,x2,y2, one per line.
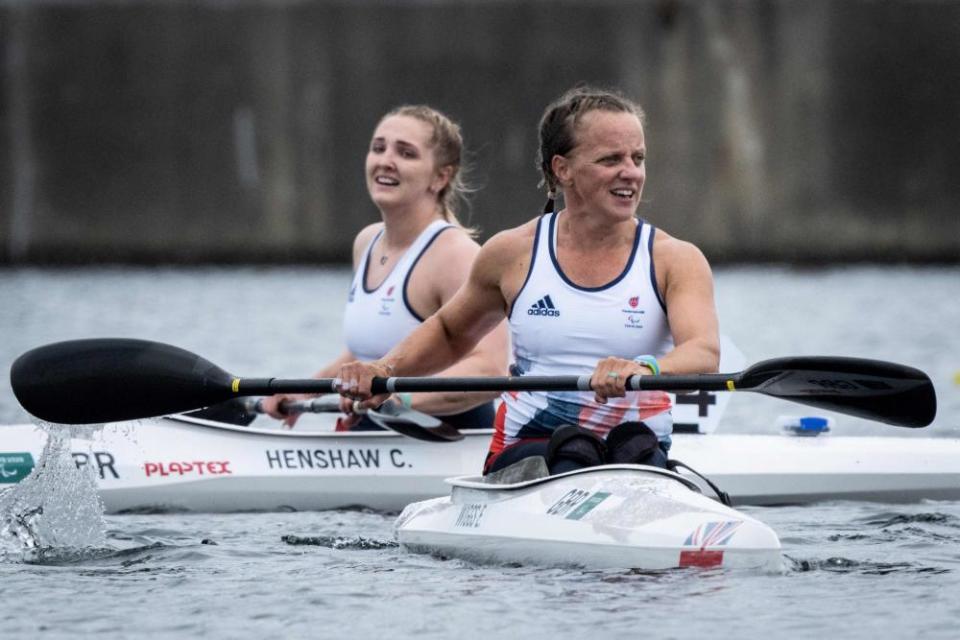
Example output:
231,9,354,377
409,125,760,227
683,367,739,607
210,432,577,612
527,295,560,317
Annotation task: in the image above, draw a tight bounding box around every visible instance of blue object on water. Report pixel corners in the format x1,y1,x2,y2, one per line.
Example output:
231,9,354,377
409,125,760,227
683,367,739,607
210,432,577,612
799,416,829,431
778,415,832,436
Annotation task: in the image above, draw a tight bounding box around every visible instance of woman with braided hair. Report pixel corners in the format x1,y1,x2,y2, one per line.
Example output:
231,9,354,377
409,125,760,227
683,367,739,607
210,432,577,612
338,87,719,473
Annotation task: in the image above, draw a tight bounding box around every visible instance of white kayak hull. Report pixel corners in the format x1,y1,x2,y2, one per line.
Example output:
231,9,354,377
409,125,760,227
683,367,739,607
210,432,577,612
3,417,960,513
396,465,783,571
674,433,960,504
0,416,490,513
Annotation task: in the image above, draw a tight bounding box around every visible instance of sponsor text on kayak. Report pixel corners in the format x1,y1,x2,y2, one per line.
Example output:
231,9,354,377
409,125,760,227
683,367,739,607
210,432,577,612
144,461,232,477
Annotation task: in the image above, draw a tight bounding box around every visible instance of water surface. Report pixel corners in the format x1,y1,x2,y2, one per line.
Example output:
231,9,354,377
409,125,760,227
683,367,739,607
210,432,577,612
1,266,958,638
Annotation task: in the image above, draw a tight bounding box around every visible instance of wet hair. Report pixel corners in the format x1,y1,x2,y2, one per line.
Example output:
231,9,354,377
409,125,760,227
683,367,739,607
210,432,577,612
536,86,646,213
383,105,477,236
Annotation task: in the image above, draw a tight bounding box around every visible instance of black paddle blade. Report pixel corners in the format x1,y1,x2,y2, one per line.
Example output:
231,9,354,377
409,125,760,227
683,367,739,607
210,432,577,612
737,356,937,428
371,418,465,442
184,398,259,426
366,401,465,442
11,338,237,424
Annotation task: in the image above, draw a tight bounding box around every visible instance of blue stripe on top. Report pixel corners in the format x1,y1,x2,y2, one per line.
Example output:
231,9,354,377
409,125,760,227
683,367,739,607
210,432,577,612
547,211,643,292
507,214,545,320
647,225,667,312
402,226,456,322
360,228,386,294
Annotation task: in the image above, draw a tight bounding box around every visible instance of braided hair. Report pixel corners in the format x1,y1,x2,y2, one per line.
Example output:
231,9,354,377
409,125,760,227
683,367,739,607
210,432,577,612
536,87,645,213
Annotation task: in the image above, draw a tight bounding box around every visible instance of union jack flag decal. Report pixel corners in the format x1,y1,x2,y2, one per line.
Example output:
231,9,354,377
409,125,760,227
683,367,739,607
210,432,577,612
679,521,743,568
683,520,743,548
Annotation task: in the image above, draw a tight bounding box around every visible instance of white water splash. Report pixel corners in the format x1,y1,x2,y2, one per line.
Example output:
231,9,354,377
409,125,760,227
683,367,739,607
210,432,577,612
0,424,107,562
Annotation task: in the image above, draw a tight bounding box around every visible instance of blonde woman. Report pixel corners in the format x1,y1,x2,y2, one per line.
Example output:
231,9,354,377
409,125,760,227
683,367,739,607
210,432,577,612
264,105,508,429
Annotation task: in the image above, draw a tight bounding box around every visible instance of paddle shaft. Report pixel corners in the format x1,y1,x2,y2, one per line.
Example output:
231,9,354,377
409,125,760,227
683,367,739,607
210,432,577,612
228,395,464,442
233,374,714,395
248,396,339,415
233,361,935,429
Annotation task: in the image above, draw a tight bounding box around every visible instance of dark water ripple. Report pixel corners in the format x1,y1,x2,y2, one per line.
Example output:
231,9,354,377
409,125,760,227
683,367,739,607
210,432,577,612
282,534,399,550
20,545,121,566
861,512,960,528
786,555,950,575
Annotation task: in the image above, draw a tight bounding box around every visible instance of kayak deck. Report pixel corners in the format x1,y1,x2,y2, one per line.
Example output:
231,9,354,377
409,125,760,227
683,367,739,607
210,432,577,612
396,465,783,571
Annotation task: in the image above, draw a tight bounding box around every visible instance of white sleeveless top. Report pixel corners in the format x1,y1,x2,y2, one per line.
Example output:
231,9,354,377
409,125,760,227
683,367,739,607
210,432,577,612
494,211,674,452
343,220,453,361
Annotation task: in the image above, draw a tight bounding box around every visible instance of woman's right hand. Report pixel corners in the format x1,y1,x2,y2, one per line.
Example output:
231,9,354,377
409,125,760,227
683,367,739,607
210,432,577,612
337,360,394,411
260,394,309,428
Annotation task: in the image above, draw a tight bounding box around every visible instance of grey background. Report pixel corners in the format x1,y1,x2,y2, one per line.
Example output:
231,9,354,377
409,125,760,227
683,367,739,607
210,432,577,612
3,0,959,264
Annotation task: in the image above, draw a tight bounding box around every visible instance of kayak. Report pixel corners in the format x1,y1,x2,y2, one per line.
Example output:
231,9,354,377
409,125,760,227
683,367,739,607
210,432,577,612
395,463,783,571
3,413,959,513
6,332,945,512
672,430,960,504
0,415,491,513
0,371,736,513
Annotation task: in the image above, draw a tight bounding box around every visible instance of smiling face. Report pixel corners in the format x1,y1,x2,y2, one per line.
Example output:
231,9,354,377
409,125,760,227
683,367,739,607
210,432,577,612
365,114,450,211
552,110,646,222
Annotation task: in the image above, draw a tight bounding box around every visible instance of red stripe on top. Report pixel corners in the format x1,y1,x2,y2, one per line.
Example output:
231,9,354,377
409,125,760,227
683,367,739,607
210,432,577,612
488,397,511,456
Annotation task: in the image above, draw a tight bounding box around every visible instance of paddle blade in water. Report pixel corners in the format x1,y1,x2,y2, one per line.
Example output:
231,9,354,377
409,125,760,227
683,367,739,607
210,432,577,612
11,338,237,424
737,356,937,428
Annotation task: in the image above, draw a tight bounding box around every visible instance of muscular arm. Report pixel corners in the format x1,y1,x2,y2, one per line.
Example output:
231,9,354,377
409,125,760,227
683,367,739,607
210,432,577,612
384,237,510,376
311,349,358,379
340,228,526,407
404,233,510,415
656,236,720,374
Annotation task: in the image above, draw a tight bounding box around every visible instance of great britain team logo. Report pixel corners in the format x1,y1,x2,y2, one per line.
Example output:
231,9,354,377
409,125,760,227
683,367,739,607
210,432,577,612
623,294,645,328
528,295,560,317
380,285,396,316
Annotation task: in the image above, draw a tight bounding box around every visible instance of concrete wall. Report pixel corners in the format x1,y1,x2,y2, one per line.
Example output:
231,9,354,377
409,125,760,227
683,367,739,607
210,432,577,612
2,0,959,264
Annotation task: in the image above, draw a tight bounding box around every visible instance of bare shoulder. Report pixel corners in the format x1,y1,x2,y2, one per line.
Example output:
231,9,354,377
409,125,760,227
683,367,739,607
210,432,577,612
478,218,539,266
652,229,713,288
406,226,483,312
420,225,482,267
475,218,540,299
352,223,384,266
411,226,481,298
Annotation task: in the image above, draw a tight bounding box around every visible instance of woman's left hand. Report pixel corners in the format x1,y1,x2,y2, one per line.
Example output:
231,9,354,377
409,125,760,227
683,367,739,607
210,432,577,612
590,357,653,404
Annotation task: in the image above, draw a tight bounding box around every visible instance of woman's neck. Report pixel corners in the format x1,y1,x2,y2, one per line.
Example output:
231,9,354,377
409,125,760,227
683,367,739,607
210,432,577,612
379,201,445,250
558,207,636,252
